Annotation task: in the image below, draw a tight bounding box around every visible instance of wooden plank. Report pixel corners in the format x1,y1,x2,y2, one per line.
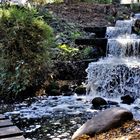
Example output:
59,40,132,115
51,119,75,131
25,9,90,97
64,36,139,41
0,114,6,120
0,126,23,138
0,120,13,128
0,136,25,140
84,27,106,38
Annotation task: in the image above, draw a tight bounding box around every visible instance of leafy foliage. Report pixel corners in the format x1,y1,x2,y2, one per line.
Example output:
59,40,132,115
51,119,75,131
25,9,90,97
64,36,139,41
53,44,95,61
0,5,54,100
56,44,79,60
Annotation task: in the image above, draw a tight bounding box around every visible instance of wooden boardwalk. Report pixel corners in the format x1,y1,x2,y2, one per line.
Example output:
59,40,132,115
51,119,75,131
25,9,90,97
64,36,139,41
0,114,25,140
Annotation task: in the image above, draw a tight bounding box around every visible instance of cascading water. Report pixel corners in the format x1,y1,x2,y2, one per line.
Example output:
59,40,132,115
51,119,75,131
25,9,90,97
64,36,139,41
106,20,134,38
86,17,140,118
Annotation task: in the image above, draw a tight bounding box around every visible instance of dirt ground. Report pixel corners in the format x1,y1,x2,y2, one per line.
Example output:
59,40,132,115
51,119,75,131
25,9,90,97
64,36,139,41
46,2,131,27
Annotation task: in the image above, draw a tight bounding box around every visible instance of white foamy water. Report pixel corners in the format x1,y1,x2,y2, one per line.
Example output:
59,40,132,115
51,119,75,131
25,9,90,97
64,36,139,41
106,27,132,38
115,20,134,27
107,39,140,57
5,95,94,119
106,20,135,39
87,56,140,98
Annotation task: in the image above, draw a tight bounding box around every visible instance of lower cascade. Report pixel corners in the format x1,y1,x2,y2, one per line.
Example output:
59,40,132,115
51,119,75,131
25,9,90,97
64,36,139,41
86,16,140,118
87,57,140,98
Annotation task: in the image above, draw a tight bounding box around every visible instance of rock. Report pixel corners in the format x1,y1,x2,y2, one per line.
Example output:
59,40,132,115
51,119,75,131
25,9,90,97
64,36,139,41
121,95,135,105
52,97,58,100
133,19,140,34
91,97,107,108
76,98,82,101
107,100,119,105
60,84,73,96
72,107,133,140
63,92,74,96
60,85,71,93
45,82,61,96
75,86,86,95
50,89,61,96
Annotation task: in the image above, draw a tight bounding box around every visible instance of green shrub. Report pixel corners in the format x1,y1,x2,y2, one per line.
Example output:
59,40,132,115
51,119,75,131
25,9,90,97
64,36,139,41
0,6,54,100
56,44,79,61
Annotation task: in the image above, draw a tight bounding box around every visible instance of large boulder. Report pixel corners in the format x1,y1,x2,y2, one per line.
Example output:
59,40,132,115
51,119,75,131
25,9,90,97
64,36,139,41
72,107,133,140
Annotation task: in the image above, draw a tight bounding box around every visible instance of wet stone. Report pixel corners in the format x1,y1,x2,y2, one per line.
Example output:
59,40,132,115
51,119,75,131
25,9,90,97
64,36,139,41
108,100,119,105
121,95,135,105
92,97,108,108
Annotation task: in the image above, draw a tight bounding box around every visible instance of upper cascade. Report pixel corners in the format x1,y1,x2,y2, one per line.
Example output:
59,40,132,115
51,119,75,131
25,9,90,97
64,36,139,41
106,18,140,57
115,20,135,28
106,27,132,38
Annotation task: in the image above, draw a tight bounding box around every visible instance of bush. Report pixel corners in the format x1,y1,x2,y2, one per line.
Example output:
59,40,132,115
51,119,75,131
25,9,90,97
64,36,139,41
0,6,54,100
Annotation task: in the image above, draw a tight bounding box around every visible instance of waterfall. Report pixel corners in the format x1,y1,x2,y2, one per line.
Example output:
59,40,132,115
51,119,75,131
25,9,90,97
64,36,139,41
107,39,140,57
106,19,140,57
87,57,140,98
86,17,140,102
106,20,135,38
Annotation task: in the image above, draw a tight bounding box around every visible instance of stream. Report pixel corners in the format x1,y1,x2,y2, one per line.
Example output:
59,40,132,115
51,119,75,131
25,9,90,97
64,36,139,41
1,14,140,140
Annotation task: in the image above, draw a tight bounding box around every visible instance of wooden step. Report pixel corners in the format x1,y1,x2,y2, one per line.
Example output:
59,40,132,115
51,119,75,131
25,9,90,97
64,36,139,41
75,38,107,56
0,126,23,139
75,38,107,46
0,114,6,120
0,114,25,139
84,27,106,38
